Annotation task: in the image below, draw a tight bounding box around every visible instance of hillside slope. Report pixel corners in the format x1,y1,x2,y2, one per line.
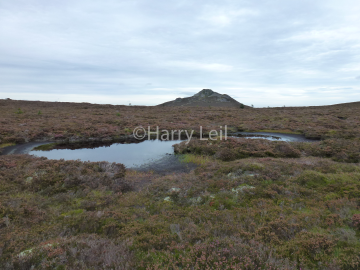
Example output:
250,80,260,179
158,89,247,108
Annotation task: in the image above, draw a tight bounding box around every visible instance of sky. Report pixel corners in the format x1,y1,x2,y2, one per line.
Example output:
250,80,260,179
1,0,360,107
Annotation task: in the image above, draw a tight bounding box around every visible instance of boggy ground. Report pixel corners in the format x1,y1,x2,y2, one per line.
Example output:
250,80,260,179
1,152,360,269
1,99,360,269
1,99,360,145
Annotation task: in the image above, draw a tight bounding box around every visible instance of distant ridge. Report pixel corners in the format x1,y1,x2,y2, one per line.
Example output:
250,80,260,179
158,89,247,108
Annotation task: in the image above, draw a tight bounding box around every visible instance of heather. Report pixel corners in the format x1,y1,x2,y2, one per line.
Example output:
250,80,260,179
1,99,360,269
1,153,360,269
174,137,360,163
1,99,360,144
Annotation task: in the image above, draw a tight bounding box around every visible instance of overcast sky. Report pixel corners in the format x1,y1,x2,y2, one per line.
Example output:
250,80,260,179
1,0,360,107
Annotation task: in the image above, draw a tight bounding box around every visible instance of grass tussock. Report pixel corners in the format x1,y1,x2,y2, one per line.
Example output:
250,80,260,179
0,143,16,149
32,143,58,151
179,154,212,165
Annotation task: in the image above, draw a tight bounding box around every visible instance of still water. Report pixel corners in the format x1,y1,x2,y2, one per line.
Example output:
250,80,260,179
14,132,317,168
237,132,317,142
29,140,182,168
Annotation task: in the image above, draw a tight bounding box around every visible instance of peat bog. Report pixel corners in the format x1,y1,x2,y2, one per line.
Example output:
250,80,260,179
1,132,310,165
1,99,360,269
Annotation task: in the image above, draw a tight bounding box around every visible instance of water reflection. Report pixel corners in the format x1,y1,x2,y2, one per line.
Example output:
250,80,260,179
29,140,183,168
234,132,317,142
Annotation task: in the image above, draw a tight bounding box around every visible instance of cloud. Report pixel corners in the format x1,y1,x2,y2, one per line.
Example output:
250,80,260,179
356,75,360,80
199,7,259,27
0,0,360,106
169,61,233,72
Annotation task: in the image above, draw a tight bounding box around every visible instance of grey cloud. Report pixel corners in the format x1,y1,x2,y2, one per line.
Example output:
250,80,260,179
0,0,360,106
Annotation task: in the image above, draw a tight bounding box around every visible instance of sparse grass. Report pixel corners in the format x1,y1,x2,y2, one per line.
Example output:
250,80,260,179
15,108,24,114
32,143,58,151
0,142,16,148
179,153,212,165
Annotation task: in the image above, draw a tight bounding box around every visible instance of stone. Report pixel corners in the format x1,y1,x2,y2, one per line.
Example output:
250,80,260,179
232,185,255,194
25,177,33,184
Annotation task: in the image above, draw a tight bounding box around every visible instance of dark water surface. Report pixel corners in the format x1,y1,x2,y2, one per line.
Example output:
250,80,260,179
29,140,183,168
1,132,317,171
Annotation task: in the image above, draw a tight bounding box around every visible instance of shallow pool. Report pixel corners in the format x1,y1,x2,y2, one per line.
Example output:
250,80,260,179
1,132,318,169
29,140,183,168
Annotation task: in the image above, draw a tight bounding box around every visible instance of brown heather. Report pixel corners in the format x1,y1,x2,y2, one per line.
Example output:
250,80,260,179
1,99,360,269
1,99,360,144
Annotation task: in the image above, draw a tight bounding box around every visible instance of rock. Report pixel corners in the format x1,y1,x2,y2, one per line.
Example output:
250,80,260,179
3,216,10,227
96,211,104,218
170,224,182,240
25,177,33,184
170,223,180,234
18,248,33,258
18,243,55,258
227,169,244,179
243,171,259,177
34,170,47,177
189,196,202,205
232,185,255,194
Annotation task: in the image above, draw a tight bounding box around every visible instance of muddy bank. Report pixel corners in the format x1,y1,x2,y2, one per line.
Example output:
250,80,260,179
0,141,53,155
0,135,143,155
132,154,197,175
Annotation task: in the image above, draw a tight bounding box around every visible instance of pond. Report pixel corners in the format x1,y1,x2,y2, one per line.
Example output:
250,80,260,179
28,140,183,168
1,132,317,171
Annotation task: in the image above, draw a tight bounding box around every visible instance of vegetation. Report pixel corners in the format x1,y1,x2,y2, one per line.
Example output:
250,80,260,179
32,143,58,151
174,137,360,163
2,153,360,269
1,99,360,144
15,108,23,115
179,154,211,165
1,99,360,269
0,143,15,149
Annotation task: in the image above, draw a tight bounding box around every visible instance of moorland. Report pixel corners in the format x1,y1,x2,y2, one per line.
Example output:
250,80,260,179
1,98,360,269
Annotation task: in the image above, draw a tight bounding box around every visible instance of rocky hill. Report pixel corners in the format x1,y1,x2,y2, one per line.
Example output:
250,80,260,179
158,89,247,108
